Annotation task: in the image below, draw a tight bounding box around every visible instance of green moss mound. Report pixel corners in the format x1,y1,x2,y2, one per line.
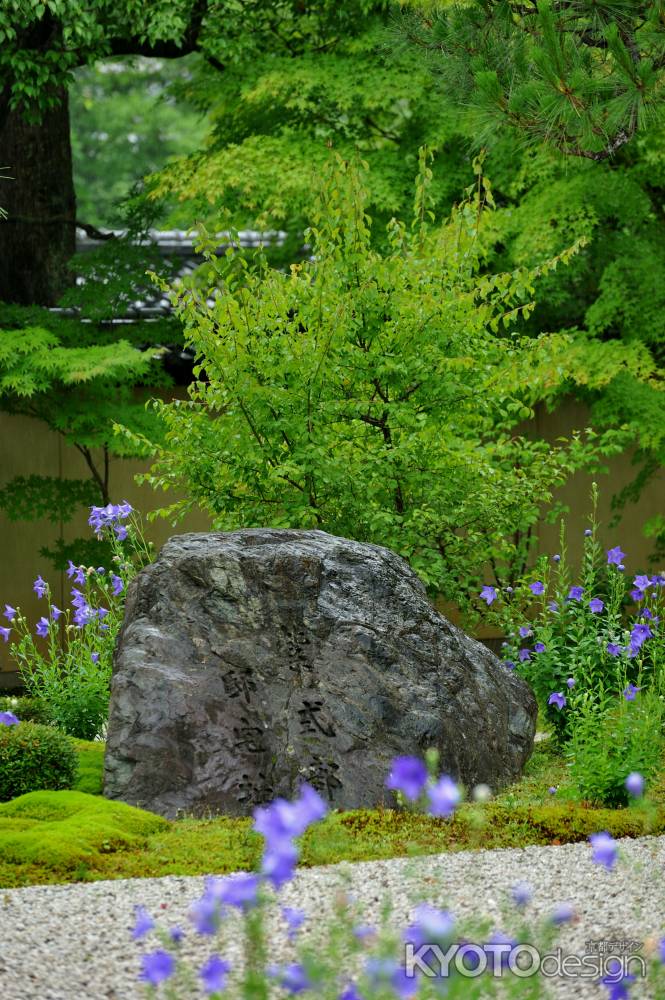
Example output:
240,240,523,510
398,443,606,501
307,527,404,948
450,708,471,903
0,790,168,870
72,740,105,795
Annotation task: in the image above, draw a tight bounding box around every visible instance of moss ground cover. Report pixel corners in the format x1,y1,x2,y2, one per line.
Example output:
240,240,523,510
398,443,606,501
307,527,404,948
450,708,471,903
1,739,663,890
72,739,105,795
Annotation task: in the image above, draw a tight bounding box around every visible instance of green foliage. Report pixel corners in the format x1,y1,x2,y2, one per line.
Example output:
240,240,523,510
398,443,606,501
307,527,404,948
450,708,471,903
0,695,51,725
1,3,203,554
146,4,463,235
480,489,665,806
130,2,665,561
0,292,171,563
0,1,215,122
134,155,634,601
568,691,665,807
0,475,100,524
484,489,665,743
70,55,209,228
403,1,665,160
6,0,665,567
58,232,180,324
0,723,78,801
0,325,152,396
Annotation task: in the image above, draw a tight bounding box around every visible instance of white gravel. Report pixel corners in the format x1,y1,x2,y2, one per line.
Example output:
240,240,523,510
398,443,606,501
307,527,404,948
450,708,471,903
1,836,663,1000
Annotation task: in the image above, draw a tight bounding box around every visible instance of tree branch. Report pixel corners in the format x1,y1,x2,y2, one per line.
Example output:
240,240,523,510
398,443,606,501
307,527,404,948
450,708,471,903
75,220,116,241
74,443,109,504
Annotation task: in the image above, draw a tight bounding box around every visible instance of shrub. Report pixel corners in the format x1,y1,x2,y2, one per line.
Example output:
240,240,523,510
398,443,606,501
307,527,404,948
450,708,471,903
568,690,665,808
0,696,51,725
130,154,628,605
0,722,78,802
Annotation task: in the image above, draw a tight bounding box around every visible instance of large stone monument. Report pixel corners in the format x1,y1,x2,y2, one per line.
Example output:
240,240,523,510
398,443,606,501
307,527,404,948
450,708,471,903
104,530,537,818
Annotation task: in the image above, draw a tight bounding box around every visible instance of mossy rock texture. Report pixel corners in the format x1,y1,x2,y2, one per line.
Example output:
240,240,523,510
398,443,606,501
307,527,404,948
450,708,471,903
0,790,168,870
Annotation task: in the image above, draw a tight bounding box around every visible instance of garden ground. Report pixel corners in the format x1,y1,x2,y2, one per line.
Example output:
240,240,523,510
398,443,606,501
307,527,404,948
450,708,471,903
2,831,664,999
1,738,664,890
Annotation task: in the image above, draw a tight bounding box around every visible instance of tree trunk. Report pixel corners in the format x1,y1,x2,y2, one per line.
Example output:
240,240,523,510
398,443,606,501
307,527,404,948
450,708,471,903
0,88,76,306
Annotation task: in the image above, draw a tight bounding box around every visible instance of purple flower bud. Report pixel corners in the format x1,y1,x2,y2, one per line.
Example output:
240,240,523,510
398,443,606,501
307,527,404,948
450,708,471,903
139,950,175,986
207,873,260,909
267,963,310,995
427,775,461,818
511,882,533,907
353,924,376,940
281,906,306,941
131,905,154,940
589,831,618,870
385,756,428,801
35,616,50,638
625,772,644,798
404,904,455,947
550,902,575,925
200,955,232,994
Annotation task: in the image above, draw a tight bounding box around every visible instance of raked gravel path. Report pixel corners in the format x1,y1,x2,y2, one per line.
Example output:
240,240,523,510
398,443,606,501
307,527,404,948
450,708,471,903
1,835,664,1000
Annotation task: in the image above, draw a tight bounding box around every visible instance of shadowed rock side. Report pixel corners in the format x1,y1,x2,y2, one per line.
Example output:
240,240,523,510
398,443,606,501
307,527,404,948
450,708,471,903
103,530,537,819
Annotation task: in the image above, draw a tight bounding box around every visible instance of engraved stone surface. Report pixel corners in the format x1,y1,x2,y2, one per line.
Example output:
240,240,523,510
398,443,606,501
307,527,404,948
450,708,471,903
103,529,537,818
